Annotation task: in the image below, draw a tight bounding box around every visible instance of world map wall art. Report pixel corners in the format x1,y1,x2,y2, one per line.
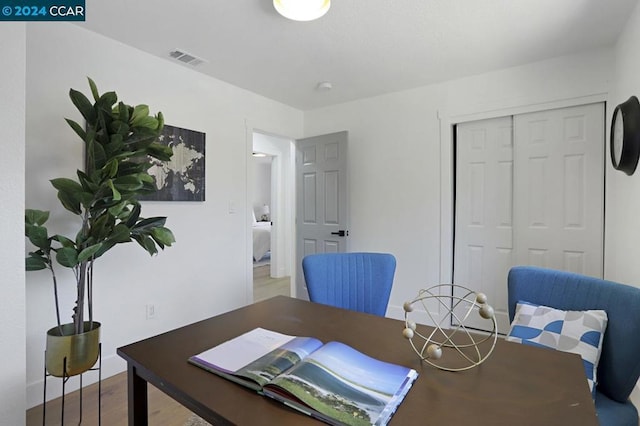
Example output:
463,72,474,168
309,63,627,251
139,124,206,202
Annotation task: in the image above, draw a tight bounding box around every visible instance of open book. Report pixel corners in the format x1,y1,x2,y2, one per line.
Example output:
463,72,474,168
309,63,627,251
188,328,418,426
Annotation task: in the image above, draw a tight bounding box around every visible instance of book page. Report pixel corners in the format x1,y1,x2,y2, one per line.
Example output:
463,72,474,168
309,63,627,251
234,336,324,387
264,341,418,426
192,328,297,373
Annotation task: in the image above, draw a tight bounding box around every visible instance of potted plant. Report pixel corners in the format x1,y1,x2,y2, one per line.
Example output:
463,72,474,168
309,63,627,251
25,78,176,377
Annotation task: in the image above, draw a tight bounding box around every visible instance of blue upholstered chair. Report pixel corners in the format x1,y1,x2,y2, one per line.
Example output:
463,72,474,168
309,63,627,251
301,252,396,316
507,266,640,426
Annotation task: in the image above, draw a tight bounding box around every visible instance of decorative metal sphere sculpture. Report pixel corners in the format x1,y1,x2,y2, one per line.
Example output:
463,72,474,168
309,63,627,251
402,284,498,371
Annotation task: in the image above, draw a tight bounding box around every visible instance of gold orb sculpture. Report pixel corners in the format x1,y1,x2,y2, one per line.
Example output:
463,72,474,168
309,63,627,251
402,284,498,371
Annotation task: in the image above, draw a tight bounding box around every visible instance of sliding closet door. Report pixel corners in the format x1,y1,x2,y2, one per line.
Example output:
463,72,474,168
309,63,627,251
454,103,604,333
513,103,604,276
454,116,514,332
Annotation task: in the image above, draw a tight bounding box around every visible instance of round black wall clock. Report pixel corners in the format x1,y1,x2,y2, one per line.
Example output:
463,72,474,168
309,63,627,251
611,96,640,175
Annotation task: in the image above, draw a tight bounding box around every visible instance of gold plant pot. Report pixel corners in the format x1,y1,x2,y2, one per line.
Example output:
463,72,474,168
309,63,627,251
45,321,101,377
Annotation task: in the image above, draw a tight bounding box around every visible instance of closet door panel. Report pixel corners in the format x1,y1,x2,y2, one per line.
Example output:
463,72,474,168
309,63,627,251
453,103,604,334
454,116,513,333
513,103,604,277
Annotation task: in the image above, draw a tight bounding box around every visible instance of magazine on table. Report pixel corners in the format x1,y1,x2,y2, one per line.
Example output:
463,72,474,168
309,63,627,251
188,327,418,426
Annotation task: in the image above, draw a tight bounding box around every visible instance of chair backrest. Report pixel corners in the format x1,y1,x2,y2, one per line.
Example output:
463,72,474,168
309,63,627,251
302,252,396,316
507,266,640,403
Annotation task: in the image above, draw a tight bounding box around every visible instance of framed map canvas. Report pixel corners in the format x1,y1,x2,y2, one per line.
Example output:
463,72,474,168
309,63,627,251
140,124,206,201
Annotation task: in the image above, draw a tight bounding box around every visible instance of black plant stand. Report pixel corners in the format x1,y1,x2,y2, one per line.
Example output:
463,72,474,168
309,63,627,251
42,343,102,425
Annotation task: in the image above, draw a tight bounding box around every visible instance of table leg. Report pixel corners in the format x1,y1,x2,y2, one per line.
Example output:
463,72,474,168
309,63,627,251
127,364,148,426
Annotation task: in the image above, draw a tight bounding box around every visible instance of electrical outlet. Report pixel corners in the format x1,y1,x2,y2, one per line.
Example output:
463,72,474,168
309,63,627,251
146,303,156,320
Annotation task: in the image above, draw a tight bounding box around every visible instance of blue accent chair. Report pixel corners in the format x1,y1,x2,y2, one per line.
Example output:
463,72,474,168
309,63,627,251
507,266,640,426
302,252,396,316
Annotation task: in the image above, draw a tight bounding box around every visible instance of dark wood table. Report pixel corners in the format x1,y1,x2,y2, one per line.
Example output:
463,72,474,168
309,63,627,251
117,295,598,425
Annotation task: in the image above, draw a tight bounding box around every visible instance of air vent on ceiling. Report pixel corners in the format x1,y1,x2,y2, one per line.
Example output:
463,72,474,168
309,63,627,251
169,49,207,67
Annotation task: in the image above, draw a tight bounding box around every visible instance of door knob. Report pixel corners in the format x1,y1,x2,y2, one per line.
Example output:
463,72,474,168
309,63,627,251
330,230,349,237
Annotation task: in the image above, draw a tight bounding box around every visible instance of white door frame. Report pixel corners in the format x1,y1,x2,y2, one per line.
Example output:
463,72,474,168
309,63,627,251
437,92,608,325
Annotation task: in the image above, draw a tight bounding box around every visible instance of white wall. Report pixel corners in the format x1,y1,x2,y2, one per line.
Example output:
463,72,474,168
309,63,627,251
608,1,640,407
252,157,272,218
607,1,640,286
24,23,302,406
0,23,27,425
304,48,614,320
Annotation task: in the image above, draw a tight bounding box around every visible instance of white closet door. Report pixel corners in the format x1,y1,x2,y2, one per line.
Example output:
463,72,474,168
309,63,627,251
454,103,604,334
454,116,514,332
513,103,604,277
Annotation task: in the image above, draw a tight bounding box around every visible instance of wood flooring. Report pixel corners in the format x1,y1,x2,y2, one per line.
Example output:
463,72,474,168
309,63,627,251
252,264,291,302
26,372,192,426
26,267,290,425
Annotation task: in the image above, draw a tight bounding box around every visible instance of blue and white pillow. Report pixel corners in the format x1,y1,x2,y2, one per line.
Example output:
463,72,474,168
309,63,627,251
506,301,608,397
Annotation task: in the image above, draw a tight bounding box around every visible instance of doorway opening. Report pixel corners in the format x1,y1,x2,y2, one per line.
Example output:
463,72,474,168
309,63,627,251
251,131,295,301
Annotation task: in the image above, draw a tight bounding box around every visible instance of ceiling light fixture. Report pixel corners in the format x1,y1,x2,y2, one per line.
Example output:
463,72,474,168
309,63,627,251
273,0,330,22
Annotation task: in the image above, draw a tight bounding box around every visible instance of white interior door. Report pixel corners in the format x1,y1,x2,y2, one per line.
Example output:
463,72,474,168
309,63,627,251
454,116,514,332
513,103,604,276
295,131,348,300
454,103,604,333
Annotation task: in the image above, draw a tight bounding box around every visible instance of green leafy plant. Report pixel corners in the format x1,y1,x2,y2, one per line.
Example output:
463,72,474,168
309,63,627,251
25,78,176,336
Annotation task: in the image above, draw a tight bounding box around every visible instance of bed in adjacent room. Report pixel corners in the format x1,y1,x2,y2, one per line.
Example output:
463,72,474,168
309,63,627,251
253,213,271,262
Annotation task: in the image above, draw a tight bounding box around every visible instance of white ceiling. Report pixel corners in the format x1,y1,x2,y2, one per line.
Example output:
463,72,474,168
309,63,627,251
78,0,638,110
